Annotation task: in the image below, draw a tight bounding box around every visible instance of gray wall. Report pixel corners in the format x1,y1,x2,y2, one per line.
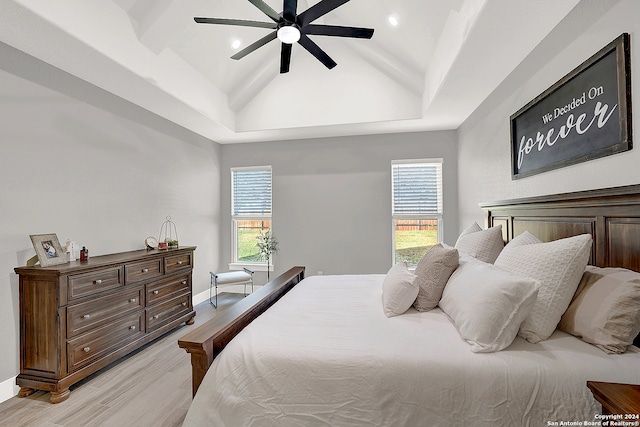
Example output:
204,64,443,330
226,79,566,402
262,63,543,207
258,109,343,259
0,43,221,397
220,132,458,282
458,0,640,228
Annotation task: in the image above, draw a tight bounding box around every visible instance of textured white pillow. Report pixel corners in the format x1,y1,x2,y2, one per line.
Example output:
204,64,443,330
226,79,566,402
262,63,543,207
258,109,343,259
455,223,504,264
439,254,539,353
456,222,482,241
381,263,418,318
413,244,459,312
505,231,542,248
495,234,592,343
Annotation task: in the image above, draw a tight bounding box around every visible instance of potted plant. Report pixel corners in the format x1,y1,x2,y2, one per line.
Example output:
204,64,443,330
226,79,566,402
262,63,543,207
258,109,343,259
256,231,279,281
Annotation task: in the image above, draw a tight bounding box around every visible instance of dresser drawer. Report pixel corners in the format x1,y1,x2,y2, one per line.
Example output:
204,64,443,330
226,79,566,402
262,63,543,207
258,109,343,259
146,293,191,333
68,266,124,300
67,312,144,372
125,259,162,284
146,274,190,305
164,253,192,275
67,287,144,338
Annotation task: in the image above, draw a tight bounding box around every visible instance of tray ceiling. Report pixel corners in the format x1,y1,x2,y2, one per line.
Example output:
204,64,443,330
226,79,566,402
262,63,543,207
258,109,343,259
0,0,579,143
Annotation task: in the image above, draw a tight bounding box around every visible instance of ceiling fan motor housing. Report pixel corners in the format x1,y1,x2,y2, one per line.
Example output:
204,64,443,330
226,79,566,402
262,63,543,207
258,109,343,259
277,22,301,44
195,0,374,73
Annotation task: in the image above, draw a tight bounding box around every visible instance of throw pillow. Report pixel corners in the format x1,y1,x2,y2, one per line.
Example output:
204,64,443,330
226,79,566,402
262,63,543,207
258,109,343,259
413,244,459,311
455,223,504,264
382,263,418,318
559,266,640,353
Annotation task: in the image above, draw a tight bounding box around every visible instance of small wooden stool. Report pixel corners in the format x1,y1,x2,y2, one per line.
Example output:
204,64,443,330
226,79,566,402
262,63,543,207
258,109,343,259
210,268,254,308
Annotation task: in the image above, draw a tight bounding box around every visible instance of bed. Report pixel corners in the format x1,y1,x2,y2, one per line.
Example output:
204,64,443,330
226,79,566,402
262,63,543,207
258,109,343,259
179,185,640,426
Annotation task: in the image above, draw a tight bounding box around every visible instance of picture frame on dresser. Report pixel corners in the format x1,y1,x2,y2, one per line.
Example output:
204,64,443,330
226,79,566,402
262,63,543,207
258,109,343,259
29,233,67,267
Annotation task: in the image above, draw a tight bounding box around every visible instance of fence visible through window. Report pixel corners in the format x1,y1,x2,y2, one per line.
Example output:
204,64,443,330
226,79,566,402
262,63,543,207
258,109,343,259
392,159,443,266
236,220,271,262
394,219,438,265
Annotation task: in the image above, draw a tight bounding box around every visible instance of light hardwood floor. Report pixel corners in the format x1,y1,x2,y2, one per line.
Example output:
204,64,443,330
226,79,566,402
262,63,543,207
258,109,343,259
0,293,245,427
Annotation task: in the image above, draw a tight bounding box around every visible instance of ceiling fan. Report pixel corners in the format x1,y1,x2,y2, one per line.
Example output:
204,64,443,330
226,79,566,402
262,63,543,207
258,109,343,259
194,0,374,73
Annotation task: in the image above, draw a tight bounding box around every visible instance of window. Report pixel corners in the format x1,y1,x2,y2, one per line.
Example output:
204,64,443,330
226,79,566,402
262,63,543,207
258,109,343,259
392,159,443,266
231,166,272,269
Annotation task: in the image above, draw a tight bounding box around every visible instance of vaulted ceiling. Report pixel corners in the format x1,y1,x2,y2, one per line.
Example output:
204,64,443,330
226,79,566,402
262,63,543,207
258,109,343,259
0,0,580,143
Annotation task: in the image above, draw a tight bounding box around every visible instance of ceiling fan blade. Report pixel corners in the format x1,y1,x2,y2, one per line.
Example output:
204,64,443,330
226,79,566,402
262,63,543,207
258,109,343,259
280,43,292,73
194,17,276,29
297,34,337,69
248,0,282,23
231,32,278,60
297,0,350,27
283,0,298,21
303,24,373,38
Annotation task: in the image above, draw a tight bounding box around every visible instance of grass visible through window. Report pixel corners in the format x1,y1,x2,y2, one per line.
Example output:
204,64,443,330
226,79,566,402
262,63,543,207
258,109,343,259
394,220,438,265
237,220,270,262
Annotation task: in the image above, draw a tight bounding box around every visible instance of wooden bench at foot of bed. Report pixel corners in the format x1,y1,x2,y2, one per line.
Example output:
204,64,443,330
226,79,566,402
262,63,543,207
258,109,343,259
178,266,305,397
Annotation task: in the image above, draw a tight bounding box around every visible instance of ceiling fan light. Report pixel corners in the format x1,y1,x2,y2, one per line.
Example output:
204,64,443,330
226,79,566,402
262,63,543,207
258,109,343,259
277,26,301,44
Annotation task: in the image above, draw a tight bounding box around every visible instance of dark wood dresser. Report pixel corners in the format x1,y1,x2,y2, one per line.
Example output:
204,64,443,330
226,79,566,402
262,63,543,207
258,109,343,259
14,246,196,403
587,381,640,415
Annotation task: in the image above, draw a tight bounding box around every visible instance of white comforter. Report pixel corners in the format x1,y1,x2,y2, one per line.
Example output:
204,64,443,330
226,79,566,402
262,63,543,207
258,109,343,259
183,274,640,426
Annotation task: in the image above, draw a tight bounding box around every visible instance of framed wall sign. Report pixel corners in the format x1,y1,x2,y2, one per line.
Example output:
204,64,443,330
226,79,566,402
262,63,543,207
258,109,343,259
510,33,632,179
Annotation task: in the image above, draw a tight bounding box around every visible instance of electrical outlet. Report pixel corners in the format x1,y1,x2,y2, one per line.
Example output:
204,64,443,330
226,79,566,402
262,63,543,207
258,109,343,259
317,271,323,275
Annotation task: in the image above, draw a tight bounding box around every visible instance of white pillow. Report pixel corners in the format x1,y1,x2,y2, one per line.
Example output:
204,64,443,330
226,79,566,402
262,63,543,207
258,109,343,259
456,222,482,241
505,230,541,248
381,263,418,318
455,223,504,264
494,233,592,343
439,254,539,353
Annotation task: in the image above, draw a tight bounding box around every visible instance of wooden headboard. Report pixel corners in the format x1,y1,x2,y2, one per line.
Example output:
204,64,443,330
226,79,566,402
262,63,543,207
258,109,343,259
481,184,640,272
481,184,640,347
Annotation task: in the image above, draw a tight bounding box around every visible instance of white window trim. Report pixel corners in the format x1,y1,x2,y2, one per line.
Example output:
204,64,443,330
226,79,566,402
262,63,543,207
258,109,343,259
228,262,274,272
391,159,443,266
391,216,443,266
231,166,273,269
230,216,272,267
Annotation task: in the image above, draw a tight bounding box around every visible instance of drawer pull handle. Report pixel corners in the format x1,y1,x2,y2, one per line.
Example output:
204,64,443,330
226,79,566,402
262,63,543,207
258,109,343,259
181,302,187,307
177,261,183,265
94,280,102,285
83,347,90,353
129,298,136,303
142,268,149,273
82,314,91,320
153,290,159,295
181,280,187,285
152,315,159,320
129,325,136,330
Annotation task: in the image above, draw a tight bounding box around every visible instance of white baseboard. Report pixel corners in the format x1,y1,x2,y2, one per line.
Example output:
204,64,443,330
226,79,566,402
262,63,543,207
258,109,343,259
0,376,18,404
193,288,209,305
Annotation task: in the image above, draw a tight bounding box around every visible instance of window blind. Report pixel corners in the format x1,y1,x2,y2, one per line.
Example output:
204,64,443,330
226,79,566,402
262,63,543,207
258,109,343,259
392,161,442,215
232,168,272,216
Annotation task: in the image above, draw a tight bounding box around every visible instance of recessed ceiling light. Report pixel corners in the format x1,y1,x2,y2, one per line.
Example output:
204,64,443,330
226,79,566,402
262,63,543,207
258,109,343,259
231,39,242,50
388,15,399,27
